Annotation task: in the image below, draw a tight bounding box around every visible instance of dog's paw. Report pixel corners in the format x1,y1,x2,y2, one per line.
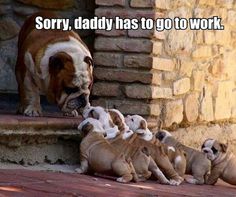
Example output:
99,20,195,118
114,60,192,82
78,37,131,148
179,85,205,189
169,177,183,186
116,177,127,183
24,105,42,117
75,168,84,174
64,110,79,117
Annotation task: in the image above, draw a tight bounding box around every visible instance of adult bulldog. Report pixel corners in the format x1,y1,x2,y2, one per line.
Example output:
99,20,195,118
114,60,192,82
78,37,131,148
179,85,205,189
15,11,93,116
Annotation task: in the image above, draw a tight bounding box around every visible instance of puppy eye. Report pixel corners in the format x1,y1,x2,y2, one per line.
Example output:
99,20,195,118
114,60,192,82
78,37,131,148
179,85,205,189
64,86,79,94
131,118,134,122
212,147,218,154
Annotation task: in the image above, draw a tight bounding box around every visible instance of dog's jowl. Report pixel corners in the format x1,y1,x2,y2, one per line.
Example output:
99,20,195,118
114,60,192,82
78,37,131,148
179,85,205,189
15,11,93,117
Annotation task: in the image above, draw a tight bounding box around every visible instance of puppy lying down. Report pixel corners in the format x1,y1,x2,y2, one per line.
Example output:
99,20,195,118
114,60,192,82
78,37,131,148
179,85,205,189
157,130,210,184
125,115,187,177
83,106,183,186
202,139,236,185
76,118,138,183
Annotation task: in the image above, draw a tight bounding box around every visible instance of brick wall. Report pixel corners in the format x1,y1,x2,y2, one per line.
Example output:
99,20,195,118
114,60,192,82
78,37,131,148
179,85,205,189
92,0,236,129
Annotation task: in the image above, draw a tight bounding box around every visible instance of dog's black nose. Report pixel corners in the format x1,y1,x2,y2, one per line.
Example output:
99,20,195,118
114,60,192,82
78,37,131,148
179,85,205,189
67,94,87,109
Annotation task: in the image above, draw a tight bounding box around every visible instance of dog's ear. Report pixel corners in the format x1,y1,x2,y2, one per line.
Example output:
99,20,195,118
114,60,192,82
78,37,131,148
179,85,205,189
81,122,93,136
139,120,147,130
84,56,94,67
220,142,228,153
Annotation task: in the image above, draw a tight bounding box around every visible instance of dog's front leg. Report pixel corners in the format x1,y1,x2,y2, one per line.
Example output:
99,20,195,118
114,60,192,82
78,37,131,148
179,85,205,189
205,167,222,185
75,158,89,174
149,157,170,184
20,71,42,117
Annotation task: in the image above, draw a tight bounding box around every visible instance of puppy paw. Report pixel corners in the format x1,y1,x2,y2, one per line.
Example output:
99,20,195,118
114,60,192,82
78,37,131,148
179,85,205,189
185,177,200,184
75,168,84,174
169,177,183,186
24,105,42,117
116,177,127,183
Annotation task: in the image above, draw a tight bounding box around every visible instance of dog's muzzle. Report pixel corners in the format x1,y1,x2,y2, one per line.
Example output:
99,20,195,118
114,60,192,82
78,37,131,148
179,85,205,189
67,94,87,110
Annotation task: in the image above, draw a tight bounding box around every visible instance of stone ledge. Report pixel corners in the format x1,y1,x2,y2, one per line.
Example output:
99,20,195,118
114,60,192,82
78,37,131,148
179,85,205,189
0,114,82,131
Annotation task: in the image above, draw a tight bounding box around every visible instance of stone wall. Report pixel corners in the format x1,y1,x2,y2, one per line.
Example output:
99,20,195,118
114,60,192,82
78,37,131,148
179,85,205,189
0,0,95,93
92,0,236,129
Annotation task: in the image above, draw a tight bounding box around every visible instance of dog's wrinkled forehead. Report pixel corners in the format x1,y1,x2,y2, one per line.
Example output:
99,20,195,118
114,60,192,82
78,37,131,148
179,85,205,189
125,115,146,131
202,139,215,149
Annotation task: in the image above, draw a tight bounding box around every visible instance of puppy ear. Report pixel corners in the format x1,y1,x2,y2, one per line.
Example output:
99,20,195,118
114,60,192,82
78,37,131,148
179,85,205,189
220,143,228,153
139,120,147,130
81,122,93,136
84,56,94,67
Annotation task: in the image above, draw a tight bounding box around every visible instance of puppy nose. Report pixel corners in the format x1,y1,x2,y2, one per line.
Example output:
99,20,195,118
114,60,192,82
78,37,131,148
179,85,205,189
203,150,208,153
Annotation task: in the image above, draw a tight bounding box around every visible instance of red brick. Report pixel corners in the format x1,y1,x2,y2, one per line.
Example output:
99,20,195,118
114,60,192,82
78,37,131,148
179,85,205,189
94,37,152,53
96,0,126,6
92,82,121,97
95,8,164,20
94,52,123,67
94,67,158,84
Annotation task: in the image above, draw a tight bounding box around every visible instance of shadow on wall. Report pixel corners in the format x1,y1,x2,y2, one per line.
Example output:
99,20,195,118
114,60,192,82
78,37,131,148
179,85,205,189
0,0,96,93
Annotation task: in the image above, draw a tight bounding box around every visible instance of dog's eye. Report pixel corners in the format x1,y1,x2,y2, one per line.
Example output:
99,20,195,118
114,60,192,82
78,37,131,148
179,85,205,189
131,118,134,122
211,147,218,154
64,87,79,94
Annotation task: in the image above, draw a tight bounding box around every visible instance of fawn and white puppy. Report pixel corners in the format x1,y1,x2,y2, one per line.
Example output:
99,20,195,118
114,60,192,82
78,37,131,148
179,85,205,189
84,106,183,185
76,118,138,183
156,130,211,184
202,139,236,185
125,115,187,177
82,107,169,183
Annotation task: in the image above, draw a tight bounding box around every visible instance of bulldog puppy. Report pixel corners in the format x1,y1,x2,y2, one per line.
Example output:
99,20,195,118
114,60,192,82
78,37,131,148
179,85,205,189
125,115,187,177
15,11,93,116
202,139,236,185
76,118,137,183
106,110,183,185
83,107,169,183
156,130,211,184
83,106,120,139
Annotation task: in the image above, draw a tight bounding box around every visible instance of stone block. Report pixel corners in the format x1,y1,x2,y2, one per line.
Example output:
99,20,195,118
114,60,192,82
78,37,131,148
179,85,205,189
184,93,199,122
94,52,123,67
192,46,212,59
164,99,184,127
96,0,125,6
95,37,153,53
92,82,121,97
152,58,175,71
173,78,190,95
124,55,152,69
0,18,20,41
214,81,233,120
192,70,205,91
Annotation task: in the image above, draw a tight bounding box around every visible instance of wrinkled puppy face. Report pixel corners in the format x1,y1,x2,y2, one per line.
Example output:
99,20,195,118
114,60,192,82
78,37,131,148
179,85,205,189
78,118,105,137
109,109,133,139
47,52,93,116
125,115,153,140
201,139,228,161
156,130,172,142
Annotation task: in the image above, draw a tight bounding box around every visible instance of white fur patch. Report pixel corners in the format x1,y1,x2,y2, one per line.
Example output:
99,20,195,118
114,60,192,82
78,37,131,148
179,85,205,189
78,118,105,134
204,139,215,149
168,146,176,152
174,155,182,165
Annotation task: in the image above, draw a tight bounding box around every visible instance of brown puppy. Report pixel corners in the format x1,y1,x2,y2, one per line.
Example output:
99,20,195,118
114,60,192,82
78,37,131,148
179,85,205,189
202,139,236,185
125,115,187,177
157,130,211,184
15,11,93,116
76,118,137,183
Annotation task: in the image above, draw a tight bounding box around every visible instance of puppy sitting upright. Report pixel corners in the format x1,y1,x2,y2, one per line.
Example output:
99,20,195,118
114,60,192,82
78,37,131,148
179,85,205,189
157,130,210,184
125,115,186,177
202,139,236,185
76,118,137,183
15,11,93,116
